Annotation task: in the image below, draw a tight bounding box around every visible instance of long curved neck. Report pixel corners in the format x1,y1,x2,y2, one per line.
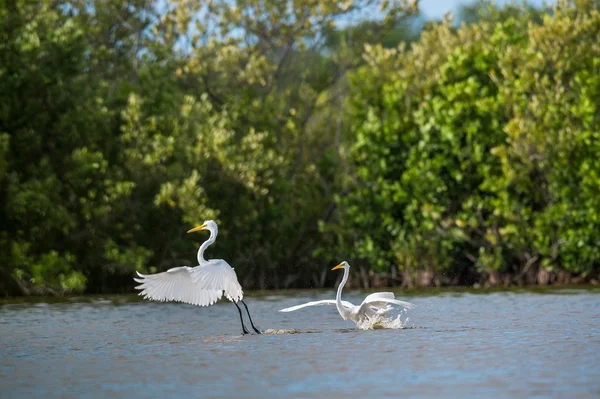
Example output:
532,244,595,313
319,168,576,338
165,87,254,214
197,228,217,265
336,267,350,318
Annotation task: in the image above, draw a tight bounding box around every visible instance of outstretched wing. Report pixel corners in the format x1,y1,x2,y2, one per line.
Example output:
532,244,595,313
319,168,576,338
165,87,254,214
134,266,223,307
279,299,354,312
191,260,243,302
362,292,395,303
360,292,416,312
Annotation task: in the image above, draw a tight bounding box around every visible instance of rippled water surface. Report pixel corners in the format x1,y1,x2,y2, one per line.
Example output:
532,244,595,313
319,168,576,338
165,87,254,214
1,289,599,398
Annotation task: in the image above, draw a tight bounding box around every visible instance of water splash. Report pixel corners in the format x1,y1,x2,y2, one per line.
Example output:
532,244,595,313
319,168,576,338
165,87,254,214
356,312,411,330
262,328,301,334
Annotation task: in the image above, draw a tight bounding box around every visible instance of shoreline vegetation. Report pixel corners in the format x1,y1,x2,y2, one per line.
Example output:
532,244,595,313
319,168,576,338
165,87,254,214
2,284,599,306
2,1,599,297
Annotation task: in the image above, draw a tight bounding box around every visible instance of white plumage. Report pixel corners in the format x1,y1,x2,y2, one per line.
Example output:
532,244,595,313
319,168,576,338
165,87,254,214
191,260,243,302
134,265,240,307
280,261,415,328
134,220,260,334
279,299,355,312
134,221,243,306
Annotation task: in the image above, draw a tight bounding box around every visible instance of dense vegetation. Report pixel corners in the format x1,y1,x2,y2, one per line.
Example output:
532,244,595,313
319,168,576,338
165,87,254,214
1,0,598,296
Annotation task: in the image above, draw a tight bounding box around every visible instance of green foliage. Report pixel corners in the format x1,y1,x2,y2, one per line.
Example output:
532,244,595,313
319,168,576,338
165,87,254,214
9,244,86,294
1,0,598,295
0,0,416,294
0,0,157,294
328,0,600,286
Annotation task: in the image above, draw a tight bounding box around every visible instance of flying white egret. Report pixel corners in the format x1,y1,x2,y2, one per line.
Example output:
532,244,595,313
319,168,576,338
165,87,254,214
279,261,415,328
134,220,261,334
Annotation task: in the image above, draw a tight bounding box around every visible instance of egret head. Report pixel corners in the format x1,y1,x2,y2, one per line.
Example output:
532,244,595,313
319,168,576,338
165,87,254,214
187,220,218,234
331,261,350,271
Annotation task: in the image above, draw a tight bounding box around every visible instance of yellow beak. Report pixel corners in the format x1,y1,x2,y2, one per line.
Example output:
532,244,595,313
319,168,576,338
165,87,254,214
187,224,207,233
331,262,344,271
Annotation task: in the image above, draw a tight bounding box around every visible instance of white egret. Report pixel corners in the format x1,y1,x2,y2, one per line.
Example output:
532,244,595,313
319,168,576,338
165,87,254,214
280,261,415,328
134,220,260,334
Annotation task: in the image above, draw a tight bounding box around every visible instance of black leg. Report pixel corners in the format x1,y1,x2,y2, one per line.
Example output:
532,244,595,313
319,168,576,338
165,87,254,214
233,301,249,335
241,300,261,334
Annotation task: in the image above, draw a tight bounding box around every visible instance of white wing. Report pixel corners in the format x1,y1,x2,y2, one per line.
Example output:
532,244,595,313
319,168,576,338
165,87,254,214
362,292,395,303
279,299,355,312
191,260,243,302
134,266,223,306
360,292,416,312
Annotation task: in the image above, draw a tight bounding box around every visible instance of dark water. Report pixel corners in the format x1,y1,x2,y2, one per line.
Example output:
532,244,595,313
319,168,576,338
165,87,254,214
1,289,599,398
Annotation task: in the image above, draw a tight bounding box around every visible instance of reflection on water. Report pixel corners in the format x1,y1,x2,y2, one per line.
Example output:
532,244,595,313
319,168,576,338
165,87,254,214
1,289,599,398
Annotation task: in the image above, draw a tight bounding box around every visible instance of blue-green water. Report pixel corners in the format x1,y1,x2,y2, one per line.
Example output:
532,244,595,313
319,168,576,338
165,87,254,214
1,289,599,398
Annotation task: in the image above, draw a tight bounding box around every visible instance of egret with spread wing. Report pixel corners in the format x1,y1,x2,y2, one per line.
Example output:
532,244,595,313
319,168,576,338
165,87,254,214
134,220,260,335
280,261,415,328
